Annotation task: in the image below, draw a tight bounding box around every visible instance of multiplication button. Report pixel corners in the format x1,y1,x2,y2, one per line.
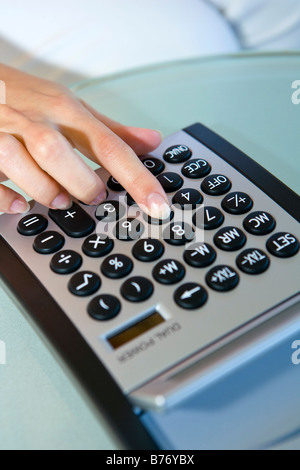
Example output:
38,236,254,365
266,232,299,258
174,283,208,309
236,248,270,274
206,265,239,291
82,234,113,257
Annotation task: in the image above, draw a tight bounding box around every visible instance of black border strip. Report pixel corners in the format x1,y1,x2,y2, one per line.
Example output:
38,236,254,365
184,123,300,222
0,235,158,450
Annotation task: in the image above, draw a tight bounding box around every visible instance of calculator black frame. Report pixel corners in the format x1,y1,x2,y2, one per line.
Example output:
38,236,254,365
0,122,299,450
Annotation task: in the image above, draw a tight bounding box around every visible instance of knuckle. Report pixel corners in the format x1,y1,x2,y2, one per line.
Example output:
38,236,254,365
32,127,63,160
0,133,19,162
97,132,128,162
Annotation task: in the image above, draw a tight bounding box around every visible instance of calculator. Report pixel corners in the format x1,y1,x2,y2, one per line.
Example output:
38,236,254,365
0,123,299,449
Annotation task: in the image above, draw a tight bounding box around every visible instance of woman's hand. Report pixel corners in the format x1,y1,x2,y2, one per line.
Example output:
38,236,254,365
0,64,170,218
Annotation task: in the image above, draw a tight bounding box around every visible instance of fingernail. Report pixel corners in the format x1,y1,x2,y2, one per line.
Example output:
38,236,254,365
51,193,72,210
90,190,107,206
154,130,164,141
10,199,30,214
146,192,170,219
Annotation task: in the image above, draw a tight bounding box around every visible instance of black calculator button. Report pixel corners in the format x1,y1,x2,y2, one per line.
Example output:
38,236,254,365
214,226,246,251
163,145,191,163
221,192,253,215
243,211,275,235
125,193,136,206
143,210,174,225
68,271,101,296
132,239,164,262
172,188,203,209
184,242,216,268
174,282,208,309
236,248,270,274
152,259,185,284
107,176,124,192
49,203,95,238
33,231,64,254
87,294,121,321
114,218,144,241
192,206,224,230
50,250,82,274
157,172,183,193
201,174,231,196
142,157,165,175
95,200,125,222
206,265,239,291
163,222,195,246
181,159,211,179
121,276,154,302
82,234,114,257
101,254,133,279
266,232,299,258
18,214,48,236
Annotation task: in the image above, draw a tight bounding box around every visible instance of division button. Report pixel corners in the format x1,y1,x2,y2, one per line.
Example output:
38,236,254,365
174,282,208,309
243,211,276,235
121,276,154,302
206,265,239,292
50,250,82,274
266,232,299,258
163,144,191,163
82,234,114,257
184,242,216,268
157,172,183,193
192,206,224,230
49,202,95,238
101,254,133,279
132,239,164,262
236,248,270,274
68,271,101,297
181,158,211,179
214,226,246,251
95,200,126,222
152,259,185,284
163,222,194,246
114,218,144,241
141,157,165,175
172,188,203,209
107,176,124,192
87,294,121,321
221,192,253,215
201,174,231,196
33,231,65,254
17,214,48,236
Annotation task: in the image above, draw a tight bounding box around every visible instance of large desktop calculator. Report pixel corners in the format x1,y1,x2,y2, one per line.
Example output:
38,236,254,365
0,123,299,449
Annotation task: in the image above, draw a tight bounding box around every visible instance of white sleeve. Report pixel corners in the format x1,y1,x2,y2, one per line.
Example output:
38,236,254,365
208,0,300,50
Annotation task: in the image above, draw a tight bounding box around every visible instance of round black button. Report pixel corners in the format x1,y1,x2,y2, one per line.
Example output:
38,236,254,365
18,214,48,236
221,192,253,215
114,218,144,241
132,239,164,262
87,294,121,321
152,259,185,285
101,254,133,279
174,282,208,309
68,271,101,296
201,174,231,196
184,242,216,268
206,265,239,292
163,144,191,163
163,222,195,246
181,158,211,179
107,176,125,192
172,188,203,209
95,200,125,222
192,206,224,230
33,231,64,254
266,232,299,258
157,172,183,193
243,211,275,235
125,193,136,206
82,234,114,257
236,248,270,274
50,250,82,274
214,226,246,251
141,157,165,175
143,210,174,225
121,276,154,302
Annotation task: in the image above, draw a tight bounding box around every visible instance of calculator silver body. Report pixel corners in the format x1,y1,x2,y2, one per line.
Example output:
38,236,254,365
0,123,299,448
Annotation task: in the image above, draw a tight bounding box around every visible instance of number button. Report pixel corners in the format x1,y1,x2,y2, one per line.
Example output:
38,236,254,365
141,157,165,175
132,239,164,262
163,145,191,163
87,294,121,321
266,232,299,258
50,250,82,274
121,276,154,302
221,192,253,215
114,218,144,241
163,222,194,246
33,231,64,254
18,214,48,236
172,188,203,209
95,200,125,222
107,176,124,192
201,174,231,196
68,271,101,296
181,158,211,179
157,172,183,192
192,206,224,230
243,211,276,235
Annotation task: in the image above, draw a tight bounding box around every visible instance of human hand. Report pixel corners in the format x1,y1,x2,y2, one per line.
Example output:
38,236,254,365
0,64,170,218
